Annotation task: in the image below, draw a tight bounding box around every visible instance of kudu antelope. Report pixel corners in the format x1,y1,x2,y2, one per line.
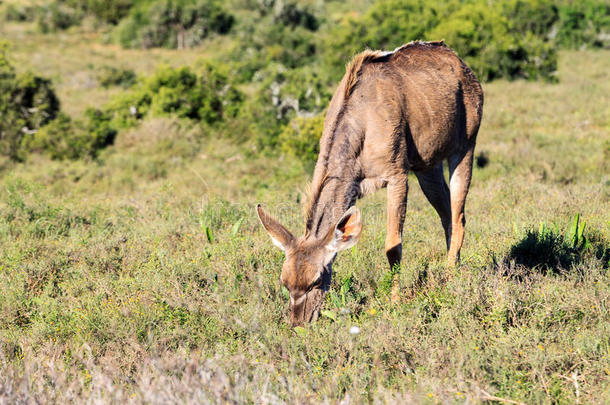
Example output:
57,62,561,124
257,41,484,325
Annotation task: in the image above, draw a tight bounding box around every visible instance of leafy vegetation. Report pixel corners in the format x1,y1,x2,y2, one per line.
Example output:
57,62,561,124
323,0,562,81
24,109,117,160
116,0,235,49
278,113,325,169
0,41,60,160
508,214,606,271
102,63,243,128
97,66,137,88
60,0,139,25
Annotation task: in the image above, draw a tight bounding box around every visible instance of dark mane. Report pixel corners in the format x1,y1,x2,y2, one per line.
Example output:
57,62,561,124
343,49,385,99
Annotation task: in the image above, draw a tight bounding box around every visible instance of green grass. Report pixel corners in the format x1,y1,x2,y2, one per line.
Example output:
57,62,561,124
0,23,609,403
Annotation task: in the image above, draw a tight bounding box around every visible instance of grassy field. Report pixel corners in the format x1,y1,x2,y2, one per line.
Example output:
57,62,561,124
1,21,609,404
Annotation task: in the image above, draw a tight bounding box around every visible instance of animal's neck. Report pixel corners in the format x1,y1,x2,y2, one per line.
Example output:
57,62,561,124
307,174,360,239
305,120,363,239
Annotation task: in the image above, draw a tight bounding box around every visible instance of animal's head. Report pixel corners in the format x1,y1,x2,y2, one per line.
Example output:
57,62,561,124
256,204,362,326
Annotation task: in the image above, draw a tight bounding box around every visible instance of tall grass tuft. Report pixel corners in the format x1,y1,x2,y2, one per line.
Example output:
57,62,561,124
508,214,597,271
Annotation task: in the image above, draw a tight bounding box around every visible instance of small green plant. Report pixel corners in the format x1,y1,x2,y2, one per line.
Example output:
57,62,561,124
376,262,401,297
328,274,354,312
509,214,593,271
230,218,244,239
564,213,590,250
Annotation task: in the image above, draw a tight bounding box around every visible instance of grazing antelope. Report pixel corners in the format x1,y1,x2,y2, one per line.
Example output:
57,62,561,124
257,41,484,325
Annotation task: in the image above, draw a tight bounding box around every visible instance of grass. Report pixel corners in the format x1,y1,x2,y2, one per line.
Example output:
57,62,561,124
0,21,609,403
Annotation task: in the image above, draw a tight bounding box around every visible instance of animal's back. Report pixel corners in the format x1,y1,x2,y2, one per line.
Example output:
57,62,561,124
347,41,484,171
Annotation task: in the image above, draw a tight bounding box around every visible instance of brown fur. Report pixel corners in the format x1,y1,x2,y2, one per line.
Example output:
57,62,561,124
343,49,385,98
258,41,484,325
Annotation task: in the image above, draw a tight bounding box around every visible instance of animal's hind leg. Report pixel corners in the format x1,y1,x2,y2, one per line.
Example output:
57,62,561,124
415,164,452,251
447,146,475,266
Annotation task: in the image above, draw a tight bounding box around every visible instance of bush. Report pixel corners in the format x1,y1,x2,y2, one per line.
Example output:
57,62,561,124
3,3,38,22
98,66,137,88
323,0,559,82
24,109,116,160
103,63,243,128
61,0,138,25
278,113,324,167
502,0,559,37
508,214,594,271
227,23,318,82
555,0,610,48
323,0,441,79
116,0,234,49
0,43,60,160
37,3,80,33
243,65,330,150
263,66,330,121
271,0,319,31
428,2,558,81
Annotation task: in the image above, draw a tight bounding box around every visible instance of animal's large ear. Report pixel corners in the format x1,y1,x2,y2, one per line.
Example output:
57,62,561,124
256,204,295,251
325,206,362,253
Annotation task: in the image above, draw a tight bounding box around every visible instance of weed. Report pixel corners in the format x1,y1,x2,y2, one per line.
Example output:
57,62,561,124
508,214,604,272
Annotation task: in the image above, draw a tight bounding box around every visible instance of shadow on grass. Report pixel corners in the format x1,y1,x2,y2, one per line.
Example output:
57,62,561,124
505,227,609,276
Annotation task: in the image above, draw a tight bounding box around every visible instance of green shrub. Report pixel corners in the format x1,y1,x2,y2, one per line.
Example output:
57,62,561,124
61,0,138,25
98,66,137,88
224,2,322,82
116,0,234,49
37,3,80,33
104,63,243,128
3,3,38,22
243,66,330,151
271,0,319,31
323,0,442,79
32,0,141,28
323,0,559,82
0,42,60,160
23,113,76,159
502,0,559,37
227,23,318,82
556,0,610,48
264,66,330,120
278,113,324,167
508,214,594,271
24,109,116,160
428,2,557,81
12,72,61,129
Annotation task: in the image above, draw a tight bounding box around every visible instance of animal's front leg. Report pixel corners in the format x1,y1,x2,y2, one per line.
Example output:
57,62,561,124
385,176,408,303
